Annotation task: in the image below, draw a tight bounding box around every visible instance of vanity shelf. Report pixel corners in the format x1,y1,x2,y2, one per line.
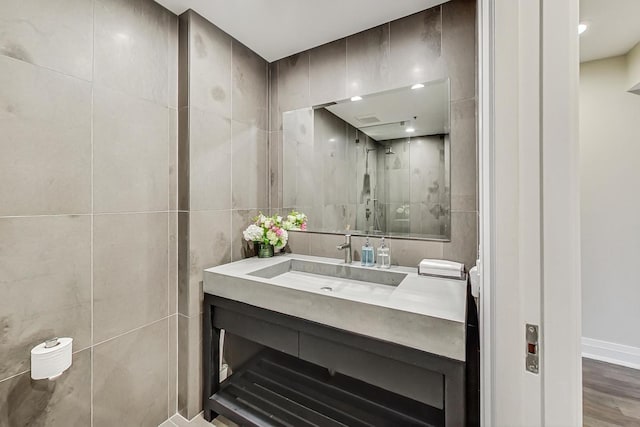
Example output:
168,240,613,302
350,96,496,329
210,349,443,427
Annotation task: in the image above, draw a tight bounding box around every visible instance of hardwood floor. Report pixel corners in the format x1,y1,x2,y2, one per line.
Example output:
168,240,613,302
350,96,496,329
583,358,640,426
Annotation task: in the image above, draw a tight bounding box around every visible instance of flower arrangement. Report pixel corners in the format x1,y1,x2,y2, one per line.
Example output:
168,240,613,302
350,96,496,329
242,211,308,257
283,211,308,231
243,213,289,250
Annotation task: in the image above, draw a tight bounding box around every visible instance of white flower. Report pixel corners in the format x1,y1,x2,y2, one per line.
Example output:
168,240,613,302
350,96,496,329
243,224,264,242
264,219,272,229
276,229,289,249
266,230,278,245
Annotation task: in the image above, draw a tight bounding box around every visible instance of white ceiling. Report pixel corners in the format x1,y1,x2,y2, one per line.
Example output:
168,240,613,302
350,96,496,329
326,79,449,141
580,0,640,62
154,0,448,62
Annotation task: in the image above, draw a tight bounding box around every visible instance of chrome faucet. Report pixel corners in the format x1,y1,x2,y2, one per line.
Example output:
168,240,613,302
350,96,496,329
336,234,352,264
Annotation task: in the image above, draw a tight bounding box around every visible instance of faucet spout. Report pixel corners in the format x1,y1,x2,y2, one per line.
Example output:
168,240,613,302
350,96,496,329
336,234,352,264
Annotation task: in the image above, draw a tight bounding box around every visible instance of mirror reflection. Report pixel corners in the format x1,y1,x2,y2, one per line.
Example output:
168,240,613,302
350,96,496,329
282,78,451,240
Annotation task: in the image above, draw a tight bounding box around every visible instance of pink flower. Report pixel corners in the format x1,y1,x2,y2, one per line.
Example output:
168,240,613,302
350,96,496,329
276,228,283,236
300,222,307,231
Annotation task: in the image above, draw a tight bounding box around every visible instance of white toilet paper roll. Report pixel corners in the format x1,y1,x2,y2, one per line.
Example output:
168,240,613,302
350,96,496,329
31,337,73,380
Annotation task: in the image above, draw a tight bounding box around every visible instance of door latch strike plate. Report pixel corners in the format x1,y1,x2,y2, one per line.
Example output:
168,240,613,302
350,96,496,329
526,324,539,374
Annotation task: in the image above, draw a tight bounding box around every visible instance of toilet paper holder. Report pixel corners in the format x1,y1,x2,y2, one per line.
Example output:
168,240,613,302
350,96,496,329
31,336,73,381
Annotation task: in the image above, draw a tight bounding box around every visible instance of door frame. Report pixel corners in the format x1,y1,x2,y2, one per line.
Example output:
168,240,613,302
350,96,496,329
478,0,582,425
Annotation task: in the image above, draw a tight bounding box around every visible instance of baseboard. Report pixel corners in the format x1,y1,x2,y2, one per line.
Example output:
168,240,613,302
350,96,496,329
582,337,640,370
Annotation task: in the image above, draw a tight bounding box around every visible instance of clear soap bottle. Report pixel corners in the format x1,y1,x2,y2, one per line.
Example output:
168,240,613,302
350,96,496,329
361,237,375,267
377,237,391,269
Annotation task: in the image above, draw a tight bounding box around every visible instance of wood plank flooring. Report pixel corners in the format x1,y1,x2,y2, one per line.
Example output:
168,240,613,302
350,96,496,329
583,358,640,426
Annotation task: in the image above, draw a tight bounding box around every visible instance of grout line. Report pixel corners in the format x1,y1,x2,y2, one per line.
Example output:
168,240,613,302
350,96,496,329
0,369,30,384
92,315,172,349
229,38,234,260
90,1,96,424
0,213,92,219
0,53,93,83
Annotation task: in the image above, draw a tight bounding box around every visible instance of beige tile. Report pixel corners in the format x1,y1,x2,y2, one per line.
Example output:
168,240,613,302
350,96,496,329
346,24,390,98
442,0,477,101
93,86,169,213
170,212,178,315
443,211,478,269
231,209,260,261
277,52,310,114
169,314,178,417
189,108,232,211
0,215,91,380
178,107,190,210
388,238,444,268
94,0,170,104
159,420,176,427
269,131,283,209
169,107,179,211
183,210,231,316
232,40,268,130
177,314,202,420
231,122,269,210
285,230,310,255
0,0,93,80
188,12,232,118
389,8,446,89
450,99,477,212
0,349,91,426
309,39,347,106
168,14,179,109
177,213,189,317
0,56,91,216
308,233,345,259
93,319,169,427
268,62,280,131
93,213,169,343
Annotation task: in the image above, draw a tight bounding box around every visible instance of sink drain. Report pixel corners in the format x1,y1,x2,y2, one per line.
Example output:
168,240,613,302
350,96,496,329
320,286,333,292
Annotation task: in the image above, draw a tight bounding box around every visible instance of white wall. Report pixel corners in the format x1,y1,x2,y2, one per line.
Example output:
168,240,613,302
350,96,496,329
581,55,640,351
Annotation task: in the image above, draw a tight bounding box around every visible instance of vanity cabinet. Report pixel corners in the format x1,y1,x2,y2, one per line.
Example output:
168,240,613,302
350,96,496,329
203,295,473,426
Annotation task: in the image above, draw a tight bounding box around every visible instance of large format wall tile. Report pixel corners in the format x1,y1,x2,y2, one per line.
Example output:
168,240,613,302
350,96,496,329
0,215,91,381
169,314,178,417
170,107,179,211
389,8,445,89
309,39,347,106
93,87,169,213
443,211,477,269
93,213,169,344
177,314,202,420
94,0,170,104
232,41,268,129
231,209,260,261
93,319,169,427
346,24,390,98
188,12,232,118
182,210,231,316
277,52,310,115
0,56,91,216
442,0,476,101
0,0,93,81
450,99,477,212
232,122,268,210
0,349,91,427
189,108,232,211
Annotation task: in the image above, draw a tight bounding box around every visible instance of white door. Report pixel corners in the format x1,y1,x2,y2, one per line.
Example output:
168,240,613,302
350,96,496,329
478,0,582,425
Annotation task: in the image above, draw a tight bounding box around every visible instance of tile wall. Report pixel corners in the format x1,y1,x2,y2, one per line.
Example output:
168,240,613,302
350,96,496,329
176,11,269,420
0,0,178,425
271,0,478,269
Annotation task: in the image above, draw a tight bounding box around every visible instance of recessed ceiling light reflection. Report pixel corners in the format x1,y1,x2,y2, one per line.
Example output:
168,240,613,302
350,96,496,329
405,127,415,133
578,23,587,35
411,83,425,90
350,96,362,102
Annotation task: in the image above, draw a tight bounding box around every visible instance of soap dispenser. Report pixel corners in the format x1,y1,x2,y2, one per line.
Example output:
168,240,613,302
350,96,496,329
377,237,391,269
361,237,375,267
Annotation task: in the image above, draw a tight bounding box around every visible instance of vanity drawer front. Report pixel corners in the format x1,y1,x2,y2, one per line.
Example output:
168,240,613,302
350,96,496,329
299,333,444,409
213,307,299,357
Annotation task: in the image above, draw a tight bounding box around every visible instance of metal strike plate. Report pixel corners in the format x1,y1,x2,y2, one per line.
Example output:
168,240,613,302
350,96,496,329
526,324,539,374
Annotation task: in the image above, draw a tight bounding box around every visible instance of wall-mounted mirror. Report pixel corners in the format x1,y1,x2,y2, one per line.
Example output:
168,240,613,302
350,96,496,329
282,78,451,240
